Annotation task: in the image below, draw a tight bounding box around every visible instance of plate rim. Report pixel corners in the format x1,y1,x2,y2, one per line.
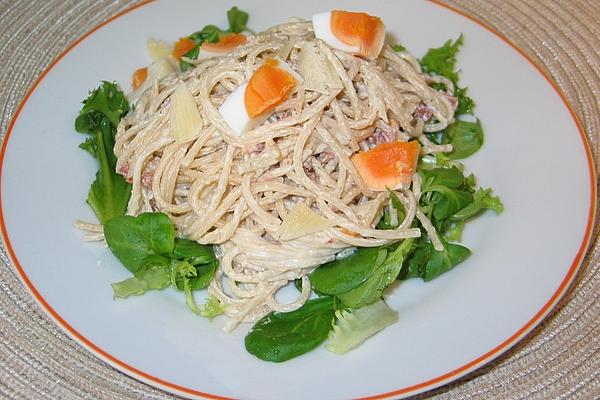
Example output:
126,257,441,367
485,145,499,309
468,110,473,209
0,1,596,399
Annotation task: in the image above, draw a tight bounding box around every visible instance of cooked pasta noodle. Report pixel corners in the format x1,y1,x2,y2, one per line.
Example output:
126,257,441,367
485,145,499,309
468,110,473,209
112,20,455,332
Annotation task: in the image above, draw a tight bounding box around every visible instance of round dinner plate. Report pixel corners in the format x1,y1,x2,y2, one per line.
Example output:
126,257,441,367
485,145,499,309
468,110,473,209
0,0,595,399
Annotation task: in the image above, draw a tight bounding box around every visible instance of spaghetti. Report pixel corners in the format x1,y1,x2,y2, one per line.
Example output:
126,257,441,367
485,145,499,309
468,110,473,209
111,20,456,332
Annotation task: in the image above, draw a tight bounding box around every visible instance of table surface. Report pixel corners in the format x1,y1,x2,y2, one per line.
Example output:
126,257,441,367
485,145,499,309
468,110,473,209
0,0,598,399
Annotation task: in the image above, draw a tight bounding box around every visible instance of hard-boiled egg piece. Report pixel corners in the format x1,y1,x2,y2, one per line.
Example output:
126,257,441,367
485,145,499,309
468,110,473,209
219,58,301,135
197,33,248,60
128,58,176,102
312,10,385,59
312,12,359,54
219,82,260,135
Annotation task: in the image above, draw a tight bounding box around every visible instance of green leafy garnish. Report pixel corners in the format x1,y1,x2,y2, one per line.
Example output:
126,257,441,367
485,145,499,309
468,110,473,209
455,86,475,115
75,82,131,224
200,295,227,319
309,248,381,295
403,239,471,281
78,137,97,157
173,239,216,265
227,6,251,33
245,297,335,362
179,6,252,70
104,213,175,273
418,166,502,237
442,119,484,160
421,34,475,115
424,241,471,281
326,299,398,355
392,43,406,52
451,187,504,220
421,35,464,83
377,191,406,230
337,239,413,308
103,212,218,313
171,260,203,314
111,266,171,298
189,25,222,45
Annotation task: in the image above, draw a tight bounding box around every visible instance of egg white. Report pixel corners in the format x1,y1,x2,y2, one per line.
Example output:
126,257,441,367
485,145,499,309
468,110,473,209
219,83,259,136
312,11,360,54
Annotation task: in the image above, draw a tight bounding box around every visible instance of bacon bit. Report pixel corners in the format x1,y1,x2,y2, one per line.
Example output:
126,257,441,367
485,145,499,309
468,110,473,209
117,163,129,176
372,127,398,144
445,93,459,110
118,163,132,183
319,151,335,163
414,102,434,121
142,172,154,189
249,142,266,154
131,67,148,90
268,110,292,123
303,158,313,170
303,163,316,181
172,37,196,60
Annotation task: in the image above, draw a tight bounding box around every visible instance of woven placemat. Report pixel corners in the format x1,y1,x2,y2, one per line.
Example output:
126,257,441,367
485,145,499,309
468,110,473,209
0,1,598,399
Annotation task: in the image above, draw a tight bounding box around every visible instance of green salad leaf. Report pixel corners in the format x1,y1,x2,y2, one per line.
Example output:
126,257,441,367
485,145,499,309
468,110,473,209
171,260,203,314
78,137,97,157
180,6,252,71
200,295,227,319
455,86,475,115
172,239,216,265
421,34,464,83
75,81,128,131
103,212,219,313
337,239,413,308
377,191,406,230
227,6,250,33
112,266,171,298
189,25,222,45
421,34,475,115
402,238,470,281
451,187,504,221
104,212,175,273
392,43,406,52
75,82,131,224
309,248,381,295
442,119,484,160
245,297,335,362
424,241,471,281
326,299,398,355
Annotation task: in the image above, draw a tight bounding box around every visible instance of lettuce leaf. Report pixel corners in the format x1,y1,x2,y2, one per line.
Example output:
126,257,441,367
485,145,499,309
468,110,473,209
111,267,171,298
245,297,335,362
421,35,475,115
326,299,398,354
200,295,227,319
75,81,131,224
337,239,413,308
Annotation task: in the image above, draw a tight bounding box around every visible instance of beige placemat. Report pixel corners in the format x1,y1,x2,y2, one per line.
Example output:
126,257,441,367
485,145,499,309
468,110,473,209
0,1,598,399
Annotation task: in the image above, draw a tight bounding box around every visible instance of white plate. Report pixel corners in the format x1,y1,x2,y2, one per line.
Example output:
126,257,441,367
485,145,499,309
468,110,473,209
0,1,595,399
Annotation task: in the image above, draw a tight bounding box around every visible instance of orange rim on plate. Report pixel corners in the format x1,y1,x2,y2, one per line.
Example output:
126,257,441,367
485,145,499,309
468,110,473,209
0,1,596,399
